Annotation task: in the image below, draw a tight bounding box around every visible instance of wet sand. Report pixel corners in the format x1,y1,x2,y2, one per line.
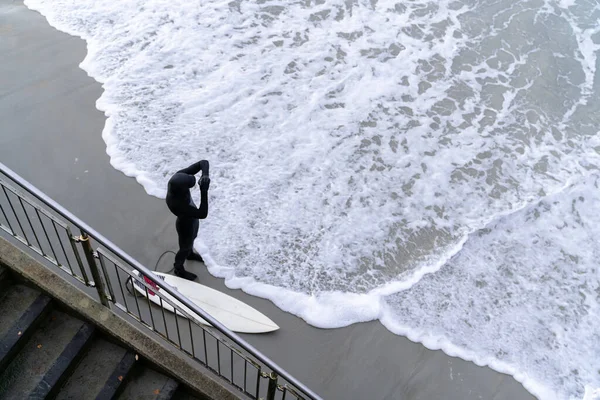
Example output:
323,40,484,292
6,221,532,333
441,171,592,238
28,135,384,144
0,1,536,399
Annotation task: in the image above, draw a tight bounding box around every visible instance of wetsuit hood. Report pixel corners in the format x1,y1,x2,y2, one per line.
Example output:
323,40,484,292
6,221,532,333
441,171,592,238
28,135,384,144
168,172,195,195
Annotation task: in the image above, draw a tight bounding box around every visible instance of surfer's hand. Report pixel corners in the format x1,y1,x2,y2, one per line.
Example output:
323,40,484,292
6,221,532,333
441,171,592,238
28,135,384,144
199,176,210,191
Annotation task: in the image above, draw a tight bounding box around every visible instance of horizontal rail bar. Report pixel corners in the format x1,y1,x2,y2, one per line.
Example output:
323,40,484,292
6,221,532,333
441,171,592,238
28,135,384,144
0,177,68,229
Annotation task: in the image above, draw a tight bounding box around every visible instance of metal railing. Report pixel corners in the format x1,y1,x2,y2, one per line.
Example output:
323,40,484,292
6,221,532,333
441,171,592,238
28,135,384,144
0,161,322,400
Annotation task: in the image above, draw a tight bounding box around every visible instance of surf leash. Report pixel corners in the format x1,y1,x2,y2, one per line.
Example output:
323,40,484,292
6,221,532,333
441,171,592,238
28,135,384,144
125,250,177,295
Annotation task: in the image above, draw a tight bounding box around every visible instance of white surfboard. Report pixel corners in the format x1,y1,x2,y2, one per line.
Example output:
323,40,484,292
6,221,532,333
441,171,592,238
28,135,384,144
131,271,279,334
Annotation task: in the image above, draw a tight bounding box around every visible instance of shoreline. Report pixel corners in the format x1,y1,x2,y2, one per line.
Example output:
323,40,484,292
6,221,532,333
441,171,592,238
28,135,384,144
0,1,536,399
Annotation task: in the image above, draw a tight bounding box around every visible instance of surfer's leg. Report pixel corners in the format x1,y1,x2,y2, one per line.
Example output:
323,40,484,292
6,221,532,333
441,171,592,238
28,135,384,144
186,219,204,262
174,218,198,281
173,218,189,267
175,241,197,280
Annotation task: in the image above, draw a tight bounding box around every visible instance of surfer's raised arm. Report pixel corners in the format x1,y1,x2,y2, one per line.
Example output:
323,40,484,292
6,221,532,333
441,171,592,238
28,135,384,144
177,160,209,177
180,176,209,219
178,196,208,219
198,175,209,217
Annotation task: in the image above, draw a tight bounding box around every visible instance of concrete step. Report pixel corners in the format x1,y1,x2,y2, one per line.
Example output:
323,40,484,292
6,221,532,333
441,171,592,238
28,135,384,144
0,282,46,338
56,337,137,400
0,283,52,372
0,309,94,399
118,363,180,400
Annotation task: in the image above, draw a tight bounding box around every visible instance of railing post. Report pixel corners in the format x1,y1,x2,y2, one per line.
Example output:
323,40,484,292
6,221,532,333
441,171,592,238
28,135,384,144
79,231,110,308
266,371,278,400
68,226,91,285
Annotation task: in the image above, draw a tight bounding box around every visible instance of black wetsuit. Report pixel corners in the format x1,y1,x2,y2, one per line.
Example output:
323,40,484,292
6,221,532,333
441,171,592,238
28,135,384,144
166,160,209,278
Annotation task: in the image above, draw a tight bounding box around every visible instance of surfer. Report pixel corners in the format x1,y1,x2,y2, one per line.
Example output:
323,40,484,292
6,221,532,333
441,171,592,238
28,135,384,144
166,160,210,281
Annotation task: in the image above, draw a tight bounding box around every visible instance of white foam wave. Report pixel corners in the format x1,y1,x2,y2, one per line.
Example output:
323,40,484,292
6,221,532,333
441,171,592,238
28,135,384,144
383,175,600,399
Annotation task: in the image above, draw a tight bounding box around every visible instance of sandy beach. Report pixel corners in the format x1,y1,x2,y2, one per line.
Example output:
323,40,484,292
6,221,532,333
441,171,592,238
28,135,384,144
0,1,537,399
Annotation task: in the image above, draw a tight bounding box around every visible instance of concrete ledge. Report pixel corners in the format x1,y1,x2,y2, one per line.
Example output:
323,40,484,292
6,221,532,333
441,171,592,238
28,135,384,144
0,236,248,400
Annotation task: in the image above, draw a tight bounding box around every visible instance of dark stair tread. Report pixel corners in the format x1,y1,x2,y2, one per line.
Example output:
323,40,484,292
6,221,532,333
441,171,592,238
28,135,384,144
0,310,93,399
0,265,10,293
0,290,51,373
118,365,179,400
96,351,137,399
0,283,44,338
56,337,131,400
172,389,207,400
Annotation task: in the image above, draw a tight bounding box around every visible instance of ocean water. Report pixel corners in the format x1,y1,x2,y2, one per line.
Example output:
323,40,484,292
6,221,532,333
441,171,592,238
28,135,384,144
23,0,600,398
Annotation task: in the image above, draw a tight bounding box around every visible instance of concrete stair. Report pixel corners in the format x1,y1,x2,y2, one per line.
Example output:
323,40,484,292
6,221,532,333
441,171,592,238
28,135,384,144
0,265,206,400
